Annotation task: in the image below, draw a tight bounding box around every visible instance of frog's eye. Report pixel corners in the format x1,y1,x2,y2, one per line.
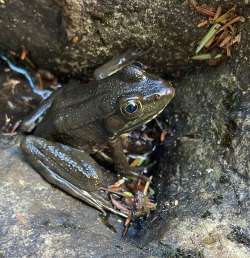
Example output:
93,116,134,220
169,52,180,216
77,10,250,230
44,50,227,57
125,102,138,113
120,98,142,117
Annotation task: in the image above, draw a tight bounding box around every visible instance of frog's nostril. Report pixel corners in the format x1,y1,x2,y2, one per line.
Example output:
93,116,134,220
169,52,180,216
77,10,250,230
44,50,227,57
154,94,161,100
159,82,175,97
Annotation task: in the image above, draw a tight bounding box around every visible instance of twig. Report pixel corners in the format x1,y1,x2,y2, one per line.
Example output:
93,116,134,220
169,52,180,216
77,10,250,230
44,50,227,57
219,16,245,33
143,176,153,195
214,6,222,21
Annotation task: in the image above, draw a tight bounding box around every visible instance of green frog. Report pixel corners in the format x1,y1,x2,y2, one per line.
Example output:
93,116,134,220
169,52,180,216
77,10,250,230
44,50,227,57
20,62,175,216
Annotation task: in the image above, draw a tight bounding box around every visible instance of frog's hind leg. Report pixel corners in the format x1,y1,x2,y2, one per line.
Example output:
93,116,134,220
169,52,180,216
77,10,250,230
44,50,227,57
35,163,107,213
20,136,112,214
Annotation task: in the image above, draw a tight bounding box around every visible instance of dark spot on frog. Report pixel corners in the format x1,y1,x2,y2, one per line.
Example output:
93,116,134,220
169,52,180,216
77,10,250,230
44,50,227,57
105,115,124,131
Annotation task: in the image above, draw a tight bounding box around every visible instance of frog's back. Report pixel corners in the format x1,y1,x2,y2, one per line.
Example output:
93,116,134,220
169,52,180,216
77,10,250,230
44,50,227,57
34,80,111,149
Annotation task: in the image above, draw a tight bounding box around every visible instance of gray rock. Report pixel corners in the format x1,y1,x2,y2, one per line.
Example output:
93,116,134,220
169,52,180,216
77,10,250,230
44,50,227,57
134,38,250,258
0,136,154,258
0,0,246,76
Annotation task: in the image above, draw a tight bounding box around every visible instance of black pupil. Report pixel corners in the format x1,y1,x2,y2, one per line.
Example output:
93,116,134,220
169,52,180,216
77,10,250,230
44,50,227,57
125,103,138,113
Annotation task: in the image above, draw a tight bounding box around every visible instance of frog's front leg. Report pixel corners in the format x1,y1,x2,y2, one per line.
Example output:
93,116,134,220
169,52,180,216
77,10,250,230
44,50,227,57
20,136,113,214
19,94,55,133
109,137,148,180
93,49,146,80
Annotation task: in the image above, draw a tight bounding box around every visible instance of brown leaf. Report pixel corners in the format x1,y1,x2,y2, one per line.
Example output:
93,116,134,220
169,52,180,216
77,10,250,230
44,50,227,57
143,176,153,195
219,35,232,48
160,130,168,143
122,212,132,236
226,46,231,57
127,181,145,192
214,6,222,21
219,16,246,33
20,49,28,60
197,20,209,28
195,5,216,17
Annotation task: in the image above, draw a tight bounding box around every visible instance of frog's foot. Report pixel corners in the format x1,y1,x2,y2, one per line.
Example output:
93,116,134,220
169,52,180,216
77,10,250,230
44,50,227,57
20,136,127,217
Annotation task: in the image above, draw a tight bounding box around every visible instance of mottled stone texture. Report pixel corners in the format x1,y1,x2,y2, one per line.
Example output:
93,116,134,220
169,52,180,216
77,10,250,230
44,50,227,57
135,64,250,257
0,0,249,257
134,6,250,252
0,0,247,75
0,0,66,68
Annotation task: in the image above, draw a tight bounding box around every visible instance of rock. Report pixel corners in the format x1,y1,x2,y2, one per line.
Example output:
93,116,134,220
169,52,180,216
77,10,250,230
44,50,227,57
0,136,153,257
134,37,250,258
0,0,246,76
0,0,66,71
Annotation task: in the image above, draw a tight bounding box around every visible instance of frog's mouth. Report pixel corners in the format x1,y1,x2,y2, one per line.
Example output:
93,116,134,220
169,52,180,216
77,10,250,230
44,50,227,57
119,104,168,136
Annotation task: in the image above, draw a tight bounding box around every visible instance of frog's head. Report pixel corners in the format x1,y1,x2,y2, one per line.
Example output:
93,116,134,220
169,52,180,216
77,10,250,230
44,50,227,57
101,64,175,138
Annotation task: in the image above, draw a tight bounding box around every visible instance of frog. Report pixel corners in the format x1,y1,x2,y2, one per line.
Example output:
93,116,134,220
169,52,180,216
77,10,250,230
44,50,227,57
19,59,175,216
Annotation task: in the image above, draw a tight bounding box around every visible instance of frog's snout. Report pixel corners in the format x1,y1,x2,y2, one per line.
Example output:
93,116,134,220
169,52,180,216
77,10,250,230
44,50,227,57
155,80,175,103
165,85,175,98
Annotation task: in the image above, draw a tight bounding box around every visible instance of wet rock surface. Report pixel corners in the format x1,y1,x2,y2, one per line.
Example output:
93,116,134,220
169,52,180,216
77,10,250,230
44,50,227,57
132,7,250,254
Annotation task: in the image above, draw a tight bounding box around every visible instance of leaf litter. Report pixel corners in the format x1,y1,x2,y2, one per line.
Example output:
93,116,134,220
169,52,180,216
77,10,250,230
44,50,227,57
101,119,169,235
189,1,245,64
